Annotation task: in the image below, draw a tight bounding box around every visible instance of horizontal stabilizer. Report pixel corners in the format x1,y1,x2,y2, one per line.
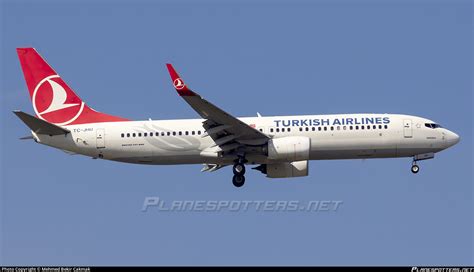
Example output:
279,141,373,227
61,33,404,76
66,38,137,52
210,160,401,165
13,110,70,135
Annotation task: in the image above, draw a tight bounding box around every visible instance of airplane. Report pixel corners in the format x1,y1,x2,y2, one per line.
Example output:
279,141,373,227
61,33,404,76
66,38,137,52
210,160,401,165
14,48,460,187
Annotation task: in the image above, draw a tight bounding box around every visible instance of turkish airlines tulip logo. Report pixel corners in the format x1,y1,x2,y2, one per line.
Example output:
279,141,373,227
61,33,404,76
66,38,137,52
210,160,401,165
173,78,186,90
32,75,84,125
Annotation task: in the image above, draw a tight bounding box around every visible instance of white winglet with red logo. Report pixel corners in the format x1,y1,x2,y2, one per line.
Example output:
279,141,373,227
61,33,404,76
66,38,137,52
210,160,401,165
17,48,129,126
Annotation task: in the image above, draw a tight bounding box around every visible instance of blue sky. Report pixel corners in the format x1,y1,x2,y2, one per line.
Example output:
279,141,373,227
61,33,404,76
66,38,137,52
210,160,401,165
1,0,472,266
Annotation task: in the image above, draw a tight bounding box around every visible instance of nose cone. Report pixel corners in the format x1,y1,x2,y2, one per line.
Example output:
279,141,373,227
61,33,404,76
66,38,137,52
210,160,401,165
446,130,460,148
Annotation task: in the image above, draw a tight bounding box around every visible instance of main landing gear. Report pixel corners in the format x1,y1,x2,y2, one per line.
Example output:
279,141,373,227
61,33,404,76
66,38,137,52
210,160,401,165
232,157,247,187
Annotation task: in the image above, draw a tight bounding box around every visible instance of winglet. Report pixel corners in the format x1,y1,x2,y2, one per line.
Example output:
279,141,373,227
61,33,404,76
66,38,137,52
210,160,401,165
165,64,196,96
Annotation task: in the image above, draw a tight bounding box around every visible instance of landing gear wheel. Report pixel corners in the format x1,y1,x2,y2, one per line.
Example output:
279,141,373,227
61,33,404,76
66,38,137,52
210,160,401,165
232,174,245,187
411,164,420,174
233,163,246,176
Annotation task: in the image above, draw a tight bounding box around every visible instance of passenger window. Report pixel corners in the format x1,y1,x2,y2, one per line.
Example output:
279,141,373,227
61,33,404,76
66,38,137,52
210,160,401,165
343,126,346,130
198,131,201,135
299,127,302,132
167,132,171,136
305,127,309,132
350,126,353,130
276,128,280,133
127,133,130,137
282,128,285,132
138,133,142,137
324,127,327,131
318,127,322,131
379,125,382,129
178,131,182,136
133,133,136,137
288,128,291,132
144,133,147,137
361,126,364,130
259,129,263,132
312,127,315,131
330,126,334,131
384,125,388,129
185,131,189,135
367,125,370,130
192,131,195,135
172,132,176,136
270,128,274,133
337,126,340,130
355,126,359,130
121,133,124,138
373,125,376,129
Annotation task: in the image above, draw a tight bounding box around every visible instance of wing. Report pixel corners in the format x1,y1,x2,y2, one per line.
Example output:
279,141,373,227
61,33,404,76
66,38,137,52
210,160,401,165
165,64,269,150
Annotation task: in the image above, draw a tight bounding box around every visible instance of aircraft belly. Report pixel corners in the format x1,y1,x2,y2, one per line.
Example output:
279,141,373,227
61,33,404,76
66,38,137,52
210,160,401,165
310,135,398,160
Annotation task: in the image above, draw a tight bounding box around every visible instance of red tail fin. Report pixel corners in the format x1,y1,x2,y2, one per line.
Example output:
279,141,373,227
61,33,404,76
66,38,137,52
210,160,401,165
17,48,129,125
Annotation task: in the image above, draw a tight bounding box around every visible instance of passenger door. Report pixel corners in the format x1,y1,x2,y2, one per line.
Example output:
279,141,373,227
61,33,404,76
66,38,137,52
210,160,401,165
403,119,413,138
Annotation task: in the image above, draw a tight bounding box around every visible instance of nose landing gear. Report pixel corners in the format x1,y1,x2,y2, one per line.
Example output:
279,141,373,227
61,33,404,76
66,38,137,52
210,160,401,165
411,163,420,174
410,152,435,174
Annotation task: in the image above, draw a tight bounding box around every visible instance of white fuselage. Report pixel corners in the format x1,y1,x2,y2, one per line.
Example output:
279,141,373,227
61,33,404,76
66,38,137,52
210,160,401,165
32,113,459,166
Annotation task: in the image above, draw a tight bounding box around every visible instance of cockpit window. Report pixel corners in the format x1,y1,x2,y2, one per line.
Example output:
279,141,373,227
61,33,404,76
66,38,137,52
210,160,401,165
425,123,442,129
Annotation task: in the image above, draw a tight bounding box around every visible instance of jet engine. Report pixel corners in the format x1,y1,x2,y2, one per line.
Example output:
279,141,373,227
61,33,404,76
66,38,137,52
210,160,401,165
267,136,310,161
253,160,309,178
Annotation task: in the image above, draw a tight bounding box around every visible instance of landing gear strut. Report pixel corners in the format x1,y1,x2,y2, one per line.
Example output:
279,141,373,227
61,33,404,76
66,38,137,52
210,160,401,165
232,156,247,187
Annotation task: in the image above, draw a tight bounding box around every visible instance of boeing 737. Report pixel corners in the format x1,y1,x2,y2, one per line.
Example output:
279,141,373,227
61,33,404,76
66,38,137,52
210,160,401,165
14,48,460,187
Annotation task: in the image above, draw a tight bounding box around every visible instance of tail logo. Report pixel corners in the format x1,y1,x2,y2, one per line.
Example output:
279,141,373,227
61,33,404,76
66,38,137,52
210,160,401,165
32,75,84,125
173,78,185,90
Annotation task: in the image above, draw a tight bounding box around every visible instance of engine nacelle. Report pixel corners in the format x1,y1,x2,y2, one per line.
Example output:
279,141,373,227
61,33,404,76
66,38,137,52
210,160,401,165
267,136,311,162
266,160,309,178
